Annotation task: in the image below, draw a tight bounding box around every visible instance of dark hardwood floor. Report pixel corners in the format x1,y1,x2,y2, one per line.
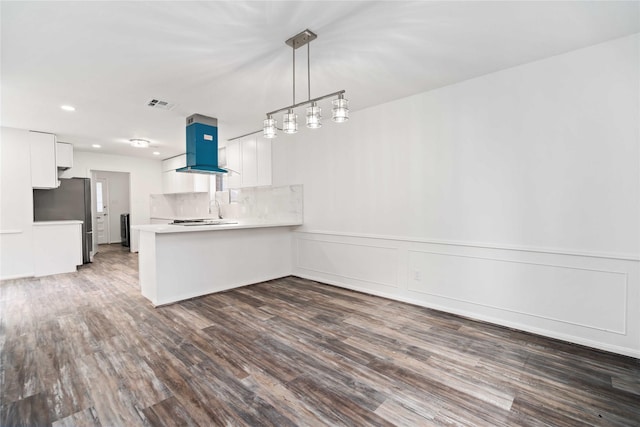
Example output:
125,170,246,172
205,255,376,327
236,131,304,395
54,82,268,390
1,243,638,426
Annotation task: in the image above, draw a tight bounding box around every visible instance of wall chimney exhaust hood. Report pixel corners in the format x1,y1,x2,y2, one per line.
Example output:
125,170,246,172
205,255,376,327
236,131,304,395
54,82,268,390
176,114,227,174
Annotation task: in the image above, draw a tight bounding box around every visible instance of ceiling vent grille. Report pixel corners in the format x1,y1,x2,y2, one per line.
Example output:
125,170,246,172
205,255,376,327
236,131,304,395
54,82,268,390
147,98,175,110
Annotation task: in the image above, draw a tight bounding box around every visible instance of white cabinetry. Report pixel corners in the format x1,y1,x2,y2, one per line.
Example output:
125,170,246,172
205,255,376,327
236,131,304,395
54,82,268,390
33,221,83,276
223,137,271,189
161,154,210,194
56,142,73,169
30,132,58,189
257,137,272,186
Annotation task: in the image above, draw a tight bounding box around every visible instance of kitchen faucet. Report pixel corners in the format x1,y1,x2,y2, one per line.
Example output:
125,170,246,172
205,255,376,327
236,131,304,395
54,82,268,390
209,199,223,219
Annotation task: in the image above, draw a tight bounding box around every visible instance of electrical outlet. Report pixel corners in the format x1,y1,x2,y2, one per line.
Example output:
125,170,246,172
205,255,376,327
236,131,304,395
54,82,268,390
413,270,421,281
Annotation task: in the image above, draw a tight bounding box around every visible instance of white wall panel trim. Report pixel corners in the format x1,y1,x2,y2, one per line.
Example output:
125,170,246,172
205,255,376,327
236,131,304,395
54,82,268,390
295,270,640,360
0,230,23,234
296,230,640,262
292,232,639,358
407,249,628,335
296,237,399,289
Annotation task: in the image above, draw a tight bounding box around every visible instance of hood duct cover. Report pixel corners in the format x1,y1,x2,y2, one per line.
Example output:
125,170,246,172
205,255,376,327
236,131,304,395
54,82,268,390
176,114,227,174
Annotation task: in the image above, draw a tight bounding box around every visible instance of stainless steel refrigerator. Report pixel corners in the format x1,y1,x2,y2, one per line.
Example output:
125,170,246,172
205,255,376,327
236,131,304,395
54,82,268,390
33,177,92,263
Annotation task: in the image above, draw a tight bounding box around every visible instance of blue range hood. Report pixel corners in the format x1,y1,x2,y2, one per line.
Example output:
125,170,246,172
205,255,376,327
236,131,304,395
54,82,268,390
176,114,228,174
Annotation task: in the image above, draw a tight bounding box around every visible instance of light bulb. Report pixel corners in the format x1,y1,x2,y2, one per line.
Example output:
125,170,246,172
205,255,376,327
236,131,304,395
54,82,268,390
332,94,349,123
263,117,277,138
283,110,298,134
306,102,322,129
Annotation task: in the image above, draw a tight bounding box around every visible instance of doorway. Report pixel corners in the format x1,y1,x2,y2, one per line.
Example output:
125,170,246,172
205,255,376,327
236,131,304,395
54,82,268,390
91,170,131,253
95,178,109,244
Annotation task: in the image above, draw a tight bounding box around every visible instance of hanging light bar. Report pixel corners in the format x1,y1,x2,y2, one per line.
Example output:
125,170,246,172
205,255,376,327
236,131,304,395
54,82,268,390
253,29,348,142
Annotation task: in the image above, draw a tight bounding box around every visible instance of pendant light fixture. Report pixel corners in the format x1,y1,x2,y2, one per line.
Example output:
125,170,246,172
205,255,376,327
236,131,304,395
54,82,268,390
283,109,298,134
306,102,322,128
263,115,277,138
249,29,348,142
332,93,349,123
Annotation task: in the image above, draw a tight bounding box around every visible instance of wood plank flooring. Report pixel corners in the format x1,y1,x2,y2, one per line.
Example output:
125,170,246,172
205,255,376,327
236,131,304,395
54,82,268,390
1,243,639,426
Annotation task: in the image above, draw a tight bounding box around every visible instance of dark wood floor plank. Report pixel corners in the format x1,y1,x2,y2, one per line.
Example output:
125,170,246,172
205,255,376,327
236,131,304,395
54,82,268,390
142,396,199,427
51,407,101,427
1,243,638,426
1,392,52,427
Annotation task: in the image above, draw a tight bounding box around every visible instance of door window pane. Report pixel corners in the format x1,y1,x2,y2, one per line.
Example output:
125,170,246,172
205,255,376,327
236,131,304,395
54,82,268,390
96,182,103,213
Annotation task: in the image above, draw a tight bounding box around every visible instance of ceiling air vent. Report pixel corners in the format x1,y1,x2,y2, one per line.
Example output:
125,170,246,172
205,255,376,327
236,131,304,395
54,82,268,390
147,98,175,110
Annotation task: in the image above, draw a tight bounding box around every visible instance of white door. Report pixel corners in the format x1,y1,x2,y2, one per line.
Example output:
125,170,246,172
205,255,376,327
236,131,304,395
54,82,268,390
95,178,110,244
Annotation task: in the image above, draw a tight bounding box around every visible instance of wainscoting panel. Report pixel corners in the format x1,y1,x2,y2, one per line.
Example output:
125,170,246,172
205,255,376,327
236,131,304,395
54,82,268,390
296,237,399,289
407,250,627,334
292,231,640,358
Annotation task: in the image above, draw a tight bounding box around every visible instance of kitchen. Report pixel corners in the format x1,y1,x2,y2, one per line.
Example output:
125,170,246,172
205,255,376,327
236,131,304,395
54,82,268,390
1,1,639,426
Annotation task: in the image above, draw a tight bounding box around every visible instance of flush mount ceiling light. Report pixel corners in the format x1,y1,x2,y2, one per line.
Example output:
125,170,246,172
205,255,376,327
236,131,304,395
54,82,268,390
130,138,150,148
231,29,349,142
60,105,76,112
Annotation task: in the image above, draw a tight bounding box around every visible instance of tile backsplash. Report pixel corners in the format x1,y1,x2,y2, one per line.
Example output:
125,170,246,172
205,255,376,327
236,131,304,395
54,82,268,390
150,192,211,219
221,184,303,223
150,185,303,223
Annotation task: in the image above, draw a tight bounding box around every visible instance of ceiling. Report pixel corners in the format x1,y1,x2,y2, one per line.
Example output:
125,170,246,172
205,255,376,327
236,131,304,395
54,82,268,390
2,1,638,160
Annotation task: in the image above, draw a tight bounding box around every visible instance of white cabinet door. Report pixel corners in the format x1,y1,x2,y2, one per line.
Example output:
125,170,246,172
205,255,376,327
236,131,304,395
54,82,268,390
224,141,242,189
162,169,210,193
56,142,73,169
257,139,272,186
30,132,58,189
193,174,210,192
162,154,187,172
162,171,174,193
241,137,258,188
223,138,272,189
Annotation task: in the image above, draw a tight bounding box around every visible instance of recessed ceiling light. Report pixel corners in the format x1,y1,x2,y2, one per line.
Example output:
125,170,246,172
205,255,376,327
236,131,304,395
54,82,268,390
61,105,76,112
153,151,160,155
92,144,101,148
130,138,150,148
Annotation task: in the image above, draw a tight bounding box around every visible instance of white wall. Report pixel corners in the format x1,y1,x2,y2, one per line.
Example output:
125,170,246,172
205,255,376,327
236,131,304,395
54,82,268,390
274,34,640,357
60,151,162,251
0,127,36,278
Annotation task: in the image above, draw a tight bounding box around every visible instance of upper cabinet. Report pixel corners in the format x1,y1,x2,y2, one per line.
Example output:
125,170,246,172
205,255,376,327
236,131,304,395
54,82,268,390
30,132,59,189
56,142,73,169
161,154,210,194
223,137,271,189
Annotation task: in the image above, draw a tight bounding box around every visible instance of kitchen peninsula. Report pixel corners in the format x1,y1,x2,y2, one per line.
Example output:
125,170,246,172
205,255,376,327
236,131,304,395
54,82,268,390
135,220,301,306
135,184,303,306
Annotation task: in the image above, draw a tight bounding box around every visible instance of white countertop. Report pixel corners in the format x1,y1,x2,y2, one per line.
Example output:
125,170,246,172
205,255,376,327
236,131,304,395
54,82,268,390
150,216,219,221
134,219,302,234
33,220,83,226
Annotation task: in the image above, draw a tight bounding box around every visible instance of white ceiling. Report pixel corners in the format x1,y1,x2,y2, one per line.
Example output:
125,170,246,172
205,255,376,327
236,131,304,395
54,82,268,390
2,1,638,160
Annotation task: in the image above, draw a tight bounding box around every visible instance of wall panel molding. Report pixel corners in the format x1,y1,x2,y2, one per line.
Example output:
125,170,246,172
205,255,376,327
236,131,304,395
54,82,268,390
407,249,628,335
296,237,399,289
292,231,640,358
297,229,640,262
